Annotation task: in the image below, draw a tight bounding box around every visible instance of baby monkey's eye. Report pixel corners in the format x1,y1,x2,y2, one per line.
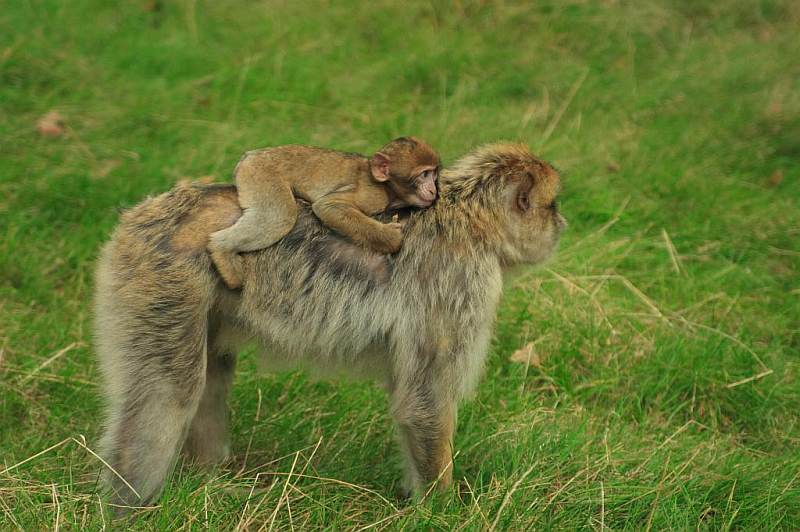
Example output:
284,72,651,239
417,170,433,183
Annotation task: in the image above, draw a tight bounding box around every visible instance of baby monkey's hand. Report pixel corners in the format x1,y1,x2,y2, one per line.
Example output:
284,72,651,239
377,215,404,254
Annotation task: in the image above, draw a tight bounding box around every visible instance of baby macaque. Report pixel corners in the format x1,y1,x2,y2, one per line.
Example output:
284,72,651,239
208,137,440,289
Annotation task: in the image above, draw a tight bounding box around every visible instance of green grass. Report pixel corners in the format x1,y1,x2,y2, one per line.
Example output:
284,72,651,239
2,0,799,528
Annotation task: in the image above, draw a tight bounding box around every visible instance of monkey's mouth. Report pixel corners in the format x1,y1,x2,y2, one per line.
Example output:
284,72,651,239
413,185,438,207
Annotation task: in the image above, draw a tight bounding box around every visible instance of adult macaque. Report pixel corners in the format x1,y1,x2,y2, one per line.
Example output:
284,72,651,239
94,142,566,509
208,137,440,288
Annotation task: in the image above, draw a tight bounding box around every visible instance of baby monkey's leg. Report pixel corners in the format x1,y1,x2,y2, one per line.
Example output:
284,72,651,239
208,177,298,289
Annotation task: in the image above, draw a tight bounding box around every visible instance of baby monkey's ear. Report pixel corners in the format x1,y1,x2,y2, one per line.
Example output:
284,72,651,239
370,152,391,182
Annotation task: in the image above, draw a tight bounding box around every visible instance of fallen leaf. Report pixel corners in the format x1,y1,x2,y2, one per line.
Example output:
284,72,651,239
37,111,65,138
768,169,783,187
142,0,162,12
509,342,541,368
757,27,775,42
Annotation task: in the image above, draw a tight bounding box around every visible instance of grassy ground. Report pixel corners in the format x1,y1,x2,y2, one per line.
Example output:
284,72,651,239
2,0,799,529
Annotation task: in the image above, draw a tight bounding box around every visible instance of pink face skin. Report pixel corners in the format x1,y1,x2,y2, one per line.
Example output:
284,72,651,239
371,155,440,209
412,166,438,206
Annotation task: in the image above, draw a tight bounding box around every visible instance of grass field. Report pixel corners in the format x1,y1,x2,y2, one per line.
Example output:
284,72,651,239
2,0,799,529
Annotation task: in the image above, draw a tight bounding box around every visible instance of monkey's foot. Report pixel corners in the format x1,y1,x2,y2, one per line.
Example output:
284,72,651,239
184,436,231,466
209,249,243,290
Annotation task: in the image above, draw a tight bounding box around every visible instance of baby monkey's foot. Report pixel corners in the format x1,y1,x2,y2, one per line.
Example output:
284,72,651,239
209,249,243,289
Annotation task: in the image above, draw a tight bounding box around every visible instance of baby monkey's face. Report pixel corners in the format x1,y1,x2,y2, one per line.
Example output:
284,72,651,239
372,136,441,209
397,165,438,208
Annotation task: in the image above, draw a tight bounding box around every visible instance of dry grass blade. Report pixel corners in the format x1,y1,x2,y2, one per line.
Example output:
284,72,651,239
546,268,617,332
18,342,82,384
489,464,536,532
52,483,61,532
725,369,774,388
262,472,399,512
70,436,142,500
661,228,684,275
355,510,409,532
1,438,71,476
540,68,589,145
618,275,669,324
509,342,542,367
632,421,697,476
600,481,605,531
96,494,106,531
234,472,264,531
560,196,632,257
268,452,300,532
676,317,771,371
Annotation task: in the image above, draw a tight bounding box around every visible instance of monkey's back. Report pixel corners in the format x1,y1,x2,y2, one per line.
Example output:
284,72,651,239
234,145,371,200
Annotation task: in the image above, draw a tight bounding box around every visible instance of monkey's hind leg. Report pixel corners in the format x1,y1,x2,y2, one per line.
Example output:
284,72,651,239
99,373,207,508
97,313,209,508
184,325,237,465
208,178,298,289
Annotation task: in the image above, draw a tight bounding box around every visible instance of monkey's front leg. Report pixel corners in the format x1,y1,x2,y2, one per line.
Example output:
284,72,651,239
312,195,403,254
392,386,456,496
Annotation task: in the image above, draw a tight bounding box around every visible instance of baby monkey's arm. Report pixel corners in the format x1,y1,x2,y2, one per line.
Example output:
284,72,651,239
312,192,403,254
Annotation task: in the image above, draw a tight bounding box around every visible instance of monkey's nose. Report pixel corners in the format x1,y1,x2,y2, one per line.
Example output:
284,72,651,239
424,184,438,201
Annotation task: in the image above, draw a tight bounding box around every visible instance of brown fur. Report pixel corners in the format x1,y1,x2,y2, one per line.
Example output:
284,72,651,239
208,137,440,289
94,143,565,510
171,187,242,254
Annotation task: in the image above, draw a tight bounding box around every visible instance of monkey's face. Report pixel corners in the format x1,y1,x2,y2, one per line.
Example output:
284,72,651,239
501,158,566,266
373,136,441,209
390,166,439,208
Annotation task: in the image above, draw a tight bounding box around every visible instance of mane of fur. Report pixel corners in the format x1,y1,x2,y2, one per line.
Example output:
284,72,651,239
439,142,531,201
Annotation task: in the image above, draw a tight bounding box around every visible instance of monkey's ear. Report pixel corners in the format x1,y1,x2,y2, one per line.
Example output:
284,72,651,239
370,152,391,182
